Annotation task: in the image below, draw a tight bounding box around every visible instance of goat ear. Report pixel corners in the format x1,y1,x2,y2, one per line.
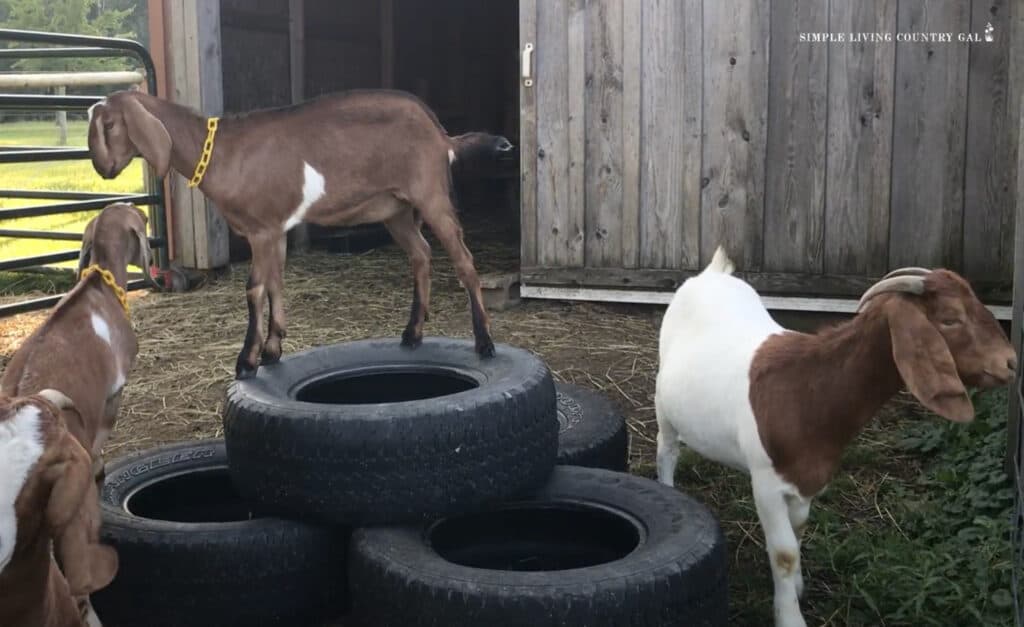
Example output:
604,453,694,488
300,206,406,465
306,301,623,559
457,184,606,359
77,219,96,278
132,222,153,278
887,299,974,423
45,432,118,596
122,96,171,178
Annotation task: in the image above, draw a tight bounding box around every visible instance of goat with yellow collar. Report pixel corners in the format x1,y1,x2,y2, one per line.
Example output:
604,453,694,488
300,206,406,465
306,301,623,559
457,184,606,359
1,203,156,478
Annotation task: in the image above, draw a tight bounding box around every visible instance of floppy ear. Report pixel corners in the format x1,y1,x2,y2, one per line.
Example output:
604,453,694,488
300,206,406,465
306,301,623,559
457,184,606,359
122,96,172,178
87,108,111,172
77,218,97,278
887,298,974,422
129,212,152,274
44,433,118,596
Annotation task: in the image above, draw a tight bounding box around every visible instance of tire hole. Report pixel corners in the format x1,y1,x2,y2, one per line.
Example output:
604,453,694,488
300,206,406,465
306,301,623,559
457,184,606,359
125,468,259,523
428,502,642,571
294,367,479,404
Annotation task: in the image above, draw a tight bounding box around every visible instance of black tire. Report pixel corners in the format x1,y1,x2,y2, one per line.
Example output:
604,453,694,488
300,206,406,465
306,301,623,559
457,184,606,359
93,440,347,627
556,383,629,471
223,337,558,525
349,466,729,627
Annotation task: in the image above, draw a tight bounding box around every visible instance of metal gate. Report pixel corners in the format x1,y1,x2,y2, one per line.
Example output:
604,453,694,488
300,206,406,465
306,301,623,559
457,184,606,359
0,28,168,316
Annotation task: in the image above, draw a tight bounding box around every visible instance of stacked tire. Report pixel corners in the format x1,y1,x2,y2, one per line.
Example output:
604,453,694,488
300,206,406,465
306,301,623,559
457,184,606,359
94,338,727,626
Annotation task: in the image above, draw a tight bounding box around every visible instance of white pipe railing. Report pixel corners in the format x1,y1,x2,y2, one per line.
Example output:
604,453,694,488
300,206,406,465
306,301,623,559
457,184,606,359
0,70,144,89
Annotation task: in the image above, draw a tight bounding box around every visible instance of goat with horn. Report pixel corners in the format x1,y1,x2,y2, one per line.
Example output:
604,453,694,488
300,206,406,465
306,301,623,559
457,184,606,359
655,249,1017,627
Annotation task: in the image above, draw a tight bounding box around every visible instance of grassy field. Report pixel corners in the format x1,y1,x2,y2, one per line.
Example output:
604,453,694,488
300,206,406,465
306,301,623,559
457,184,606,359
0,119,146,285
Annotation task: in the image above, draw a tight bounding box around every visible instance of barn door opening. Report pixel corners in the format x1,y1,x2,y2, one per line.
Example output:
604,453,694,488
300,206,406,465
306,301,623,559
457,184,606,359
219,0,521,263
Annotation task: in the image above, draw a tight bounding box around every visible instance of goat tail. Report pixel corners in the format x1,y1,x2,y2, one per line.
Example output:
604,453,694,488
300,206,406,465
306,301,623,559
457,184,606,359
706,245,735,275
448,132,515,165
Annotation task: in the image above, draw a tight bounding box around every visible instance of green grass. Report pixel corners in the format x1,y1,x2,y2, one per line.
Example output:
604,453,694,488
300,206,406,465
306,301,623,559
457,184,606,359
0,119,146,278
644,389,1017,626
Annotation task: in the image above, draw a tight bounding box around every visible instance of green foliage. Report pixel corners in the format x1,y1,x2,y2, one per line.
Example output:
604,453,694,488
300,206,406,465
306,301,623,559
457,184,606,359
0,120,145,282
0,0,139,71
812,390,1015,626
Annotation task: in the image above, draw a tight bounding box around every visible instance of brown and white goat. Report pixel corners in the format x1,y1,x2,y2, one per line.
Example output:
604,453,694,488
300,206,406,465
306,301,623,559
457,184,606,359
0,390,118,627
655,248,1016,627
2,203,153,471
87,88,513,378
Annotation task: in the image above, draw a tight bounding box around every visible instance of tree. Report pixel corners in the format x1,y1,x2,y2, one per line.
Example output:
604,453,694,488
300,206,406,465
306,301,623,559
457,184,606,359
0,0,139,72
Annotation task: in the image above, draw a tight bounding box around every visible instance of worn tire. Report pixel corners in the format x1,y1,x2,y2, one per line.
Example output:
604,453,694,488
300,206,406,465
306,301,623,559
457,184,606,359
223,337,558,525
349,466,729,627
556,383,629,471
92,440,347,627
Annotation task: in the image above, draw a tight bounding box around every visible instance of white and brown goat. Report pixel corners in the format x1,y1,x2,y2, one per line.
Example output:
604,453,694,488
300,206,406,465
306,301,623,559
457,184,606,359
654,248,1016,627
87,89,513,378
0,390,118,627
2,203,153,472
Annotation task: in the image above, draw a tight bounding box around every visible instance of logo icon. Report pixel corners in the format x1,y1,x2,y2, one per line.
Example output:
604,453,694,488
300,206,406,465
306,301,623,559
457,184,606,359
985,22,994,42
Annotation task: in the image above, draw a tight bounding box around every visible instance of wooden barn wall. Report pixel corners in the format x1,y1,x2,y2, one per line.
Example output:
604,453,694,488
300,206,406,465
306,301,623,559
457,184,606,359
521,0,1021,302
219,0,380,112
220,0,291,112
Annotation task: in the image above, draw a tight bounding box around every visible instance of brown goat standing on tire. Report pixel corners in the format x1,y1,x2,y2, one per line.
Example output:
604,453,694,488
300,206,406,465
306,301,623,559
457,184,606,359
88,89,512,378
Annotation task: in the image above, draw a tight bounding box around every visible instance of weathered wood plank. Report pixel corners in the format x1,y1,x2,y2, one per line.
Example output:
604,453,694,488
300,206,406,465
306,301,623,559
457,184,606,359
287,0,310,252
639,0,702,270
825,0,897,276
890,1,970,268
536,0,571,266
763,0,827,273
520,265,1013,302
166,0,196,269
521,285,1013,319
194,0,229,269
964,0,1014,281
566,0,586,266
1007,0,1024,472
379,0,394,88
519,0,538,266
620,0,641,268
700,0,770,270
584,0,624,267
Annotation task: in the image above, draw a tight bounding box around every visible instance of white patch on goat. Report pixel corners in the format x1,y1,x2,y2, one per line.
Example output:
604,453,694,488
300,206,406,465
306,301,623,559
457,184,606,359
91,312,112,346
448,149,455,164
0,405,44,575
284,162,326,231
87,98,107,124
110,369,126,398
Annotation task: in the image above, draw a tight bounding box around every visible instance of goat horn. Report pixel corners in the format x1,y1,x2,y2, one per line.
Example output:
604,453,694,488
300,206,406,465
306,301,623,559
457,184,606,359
36,388,75,411
882,267,931,279
857,276,926,312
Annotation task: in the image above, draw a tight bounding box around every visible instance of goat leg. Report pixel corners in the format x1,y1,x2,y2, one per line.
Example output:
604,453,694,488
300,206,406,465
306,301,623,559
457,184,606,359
236,241,272,378
421,208,493,357
385,212,432,347
261,235,288,364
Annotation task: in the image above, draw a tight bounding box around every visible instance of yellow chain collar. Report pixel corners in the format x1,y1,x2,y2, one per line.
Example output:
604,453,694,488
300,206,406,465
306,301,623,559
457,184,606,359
80,264,130,318
188,116,220,188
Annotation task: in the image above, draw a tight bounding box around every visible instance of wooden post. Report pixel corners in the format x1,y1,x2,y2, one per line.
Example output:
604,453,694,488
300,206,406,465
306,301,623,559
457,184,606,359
380,0,394,88
164,0,230,270
286,0,310,252
55,85,67,145
147,0,174,261
1008,0,1024,475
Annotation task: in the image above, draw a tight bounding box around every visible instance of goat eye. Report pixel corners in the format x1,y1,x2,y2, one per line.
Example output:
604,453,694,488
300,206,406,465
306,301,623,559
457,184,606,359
103,121,114,131
941,318,961,327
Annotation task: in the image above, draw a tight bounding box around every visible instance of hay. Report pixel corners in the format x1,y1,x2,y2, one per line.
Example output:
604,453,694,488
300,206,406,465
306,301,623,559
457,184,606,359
0,232,663,467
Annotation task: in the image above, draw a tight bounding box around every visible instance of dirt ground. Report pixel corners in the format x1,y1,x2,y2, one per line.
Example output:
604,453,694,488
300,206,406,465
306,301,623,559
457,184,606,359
3,225,975,625
0,226,665,467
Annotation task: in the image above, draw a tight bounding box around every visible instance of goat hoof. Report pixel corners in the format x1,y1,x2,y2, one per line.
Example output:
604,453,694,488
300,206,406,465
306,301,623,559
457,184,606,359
235,362,258,380
401,329,423,348
260,350,281,365
475,338,496,358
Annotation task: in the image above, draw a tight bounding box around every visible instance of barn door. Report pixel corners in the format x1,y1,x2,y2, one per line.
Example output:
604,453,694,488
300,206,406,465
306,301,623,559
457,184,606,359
518,0,705,277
